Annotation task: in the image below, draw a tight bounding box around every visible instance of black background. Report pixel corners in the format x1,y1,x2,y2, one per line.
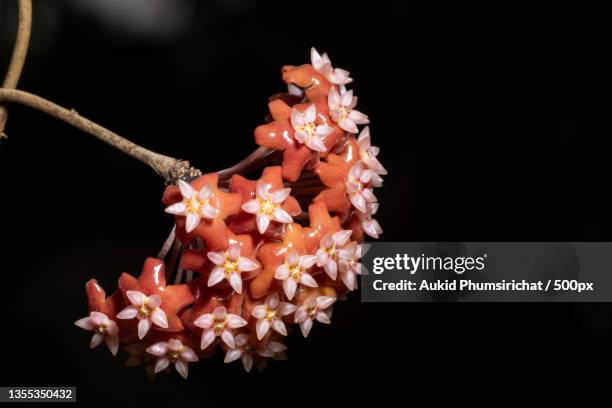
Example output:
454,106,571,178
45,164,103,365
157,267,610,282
1,0,612,406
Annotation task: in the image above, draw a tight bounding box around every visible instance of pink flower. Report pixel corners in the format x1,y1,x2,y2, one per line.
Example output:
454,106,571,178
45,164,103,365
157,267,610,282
251,293,297,340
207,243,260,294
315,230,353,280
358,202,383,239
146,338,198,379
357,127,387,175
274,251,318,300
224,333,255,372
241,181,293,234
291,104,332,153
338,242,368,291
328,87,369,134
74,311,119,355
116,291,168,339
194,306,248,350
310,47,353,85
164,180,218,233
345,162,380,213
294,296,336,337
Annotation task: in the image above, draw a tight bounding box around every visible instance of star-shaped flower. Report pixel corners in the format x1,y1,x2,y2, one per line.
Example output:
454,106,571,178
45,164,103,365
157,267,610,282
328,87,369,134
338,242,367,291
313,137,361,214
230,166,301,235
294,295,336,337
290,104,332,152
162,173,242,251
241,180,294,234
251,293,297,339
345,161,380,213
116,290,169,339
194,306,247,349
74,311,120,355
223,333,255,372
255,100,344,181
310,47,353,85
250,223,307,299
357,126,387,175
274,251,318,300
315,230,353,280
207,243,260,294
165,180,217,233
146,338,198,379
118,258,194,335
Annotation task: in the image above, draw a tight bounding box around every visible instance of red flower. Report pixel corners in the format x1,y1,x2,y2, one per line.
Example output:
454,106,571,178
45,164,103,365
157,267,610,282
118,258,195,333
162,173,242,251
254,98,345,181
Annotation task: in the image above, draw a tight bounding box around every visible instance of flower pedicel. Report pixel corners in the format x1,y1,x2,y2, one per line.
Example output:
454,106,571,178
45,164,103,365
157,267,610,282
73,48,386,379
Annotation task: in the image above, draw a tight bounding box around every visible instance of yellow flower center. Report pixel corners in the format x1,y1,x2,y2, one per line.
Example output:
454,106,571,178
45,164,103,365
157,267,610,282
257,197,276,216
213,321,226,335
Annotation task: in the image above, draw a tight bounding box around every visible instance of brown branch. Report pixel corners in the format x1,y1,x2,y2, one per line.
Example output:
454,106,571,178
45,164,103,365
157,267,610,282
0,88,199,182
0,0,33,139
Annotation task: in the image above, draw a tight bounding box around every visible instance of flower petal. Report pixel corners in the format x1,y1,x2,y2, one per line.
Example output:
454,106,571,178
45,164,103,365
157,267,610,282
126,290,146,307
105,336,119,356
175,360,189,379
207,267,225,287
146,342,168,357
226,314,248,329
324,259,338,280
274,264,290,280
252,305,267,319
272,188,291,204
283,279,297,300
242,354,254,372
138,318,152,339
305,136,327,152
221,329,236,348
299,272,318,288
229,273,243,294
90,333,104,349
316,311,331,324
332,230,353,246
185,213,201,233
304,104,317,123
339,117,358,133
278,302,297,315
181,347,198,362
165,202,187,215
238,257,259,272
256,318,271,340
224,348,242,363
272,319,287,336
154,357,170,373
241,199,260,214
201,204,218,219
147,295,161,309
74,317,94,331
256,214,271,234
178,180,196,199
299,255,318,269
200,328,216,349
207,251,225,265
116,305,138,320
151,309,169,329
272,207,293,224
300,318,313,337
198,184,212,200
194,313,213,329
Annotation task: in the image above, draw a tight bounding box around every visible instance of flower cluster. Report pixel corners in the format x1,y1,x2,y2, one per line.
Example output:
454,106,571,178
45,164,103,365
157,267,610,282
76,48,385,379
